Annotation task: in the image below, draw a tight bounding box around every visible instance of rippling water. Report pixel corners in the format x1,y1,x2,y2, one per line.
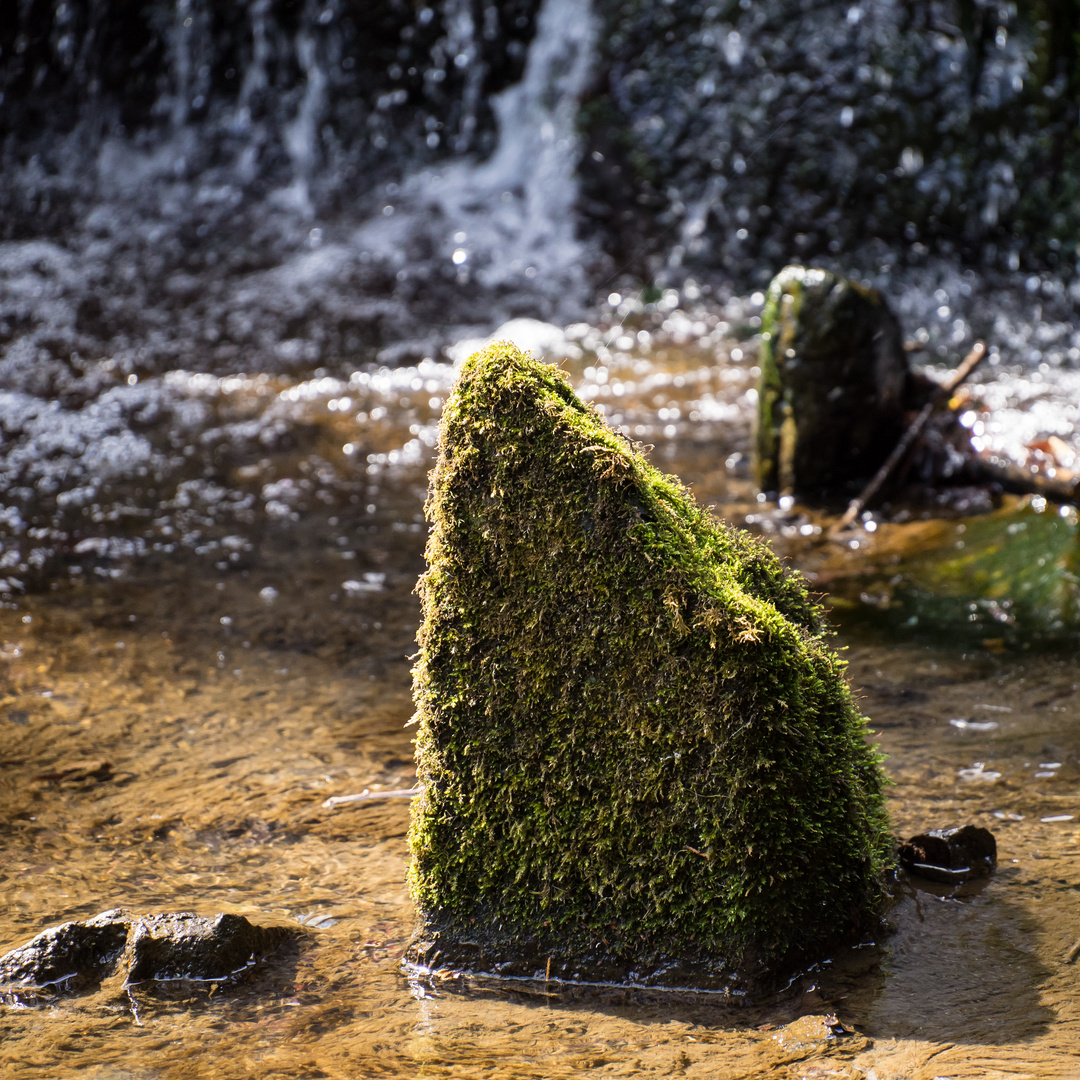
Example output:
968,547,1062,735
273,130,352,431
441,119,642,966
1,311,1080,1077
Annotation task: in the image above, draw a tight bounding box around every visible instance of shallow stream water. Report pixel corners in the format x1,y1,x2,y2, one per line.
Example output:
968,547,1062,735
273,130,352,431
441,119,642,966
1,320,1080,1078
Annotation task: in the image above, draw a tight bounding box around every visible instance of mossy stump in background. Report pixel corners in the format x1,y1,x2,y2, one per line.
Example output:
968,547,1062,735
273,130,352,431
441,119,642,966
755,266,912,499
407,342,892,988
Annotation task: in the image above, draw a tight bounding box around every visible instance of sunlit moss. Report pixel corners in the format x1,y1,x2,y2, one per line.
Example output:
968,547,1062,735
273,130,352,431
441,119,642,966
408,342,891,983
831,502,1080,648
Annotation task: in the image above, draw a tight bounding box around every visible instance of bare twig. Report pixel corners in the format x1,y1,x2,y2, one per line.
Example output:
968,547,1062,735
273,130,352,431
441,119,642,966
833,341,987,534
323,787,421,809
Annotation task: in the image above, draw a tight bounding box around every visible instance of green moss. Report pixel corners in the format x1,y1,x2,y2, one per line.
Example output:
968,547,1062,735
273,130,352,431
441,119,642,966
408,342,892,985
834,503,1080,649
755,268,803,495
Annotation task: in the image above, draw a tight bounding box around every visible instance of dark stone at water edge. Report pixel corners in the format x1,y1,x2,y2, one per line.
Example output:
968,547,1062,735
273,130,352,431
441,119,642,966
899,825,997,884
124,912,290,985
407,342,892,989
754,266,914,498
0,909,290,1000
0,909,129,992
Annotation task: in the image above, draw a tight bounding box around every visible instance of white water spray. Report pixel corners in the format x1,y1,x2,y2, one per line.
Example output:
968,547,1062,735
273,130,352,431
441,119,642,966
355,0,598,309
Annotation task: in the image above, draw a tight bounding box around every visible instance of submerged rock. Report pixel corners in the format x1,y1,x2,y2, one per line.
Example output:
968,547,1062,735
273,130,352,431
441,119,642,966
755,266,914,499
899,825,997,884
407,342,892,987
772,1013,866,1054
830,501,1080,647
0,909,290,1000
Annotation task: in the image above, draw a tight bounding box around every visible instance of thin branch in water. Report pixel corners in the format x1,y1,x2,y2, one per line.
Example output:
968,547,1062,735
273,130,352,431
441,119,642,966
832,341,987,534
323,787,421,809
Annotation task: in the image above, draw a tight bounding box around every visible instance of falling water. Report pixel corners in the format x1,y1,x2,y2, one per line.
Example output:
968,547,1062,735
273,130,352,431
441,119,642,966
352,0,598,314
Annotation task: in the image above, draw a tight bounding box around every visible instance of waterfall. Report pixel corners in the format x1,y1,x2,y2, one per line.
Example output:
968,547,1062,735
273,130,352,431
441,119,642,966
281,9,329,217
442,0,483,152
354,0,598,313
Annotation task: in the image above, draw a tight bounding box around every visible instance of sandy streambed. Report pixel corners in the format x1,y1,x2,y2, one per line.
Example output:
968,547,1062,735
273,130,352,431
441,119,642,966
0,520,1078,1079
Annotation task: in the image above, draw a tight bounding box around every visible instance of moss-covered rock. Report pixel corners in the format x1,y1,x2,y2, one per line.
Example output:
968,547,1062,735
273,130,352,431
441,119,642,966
408,342,892,987
755,266,911,499
831,501,1080,649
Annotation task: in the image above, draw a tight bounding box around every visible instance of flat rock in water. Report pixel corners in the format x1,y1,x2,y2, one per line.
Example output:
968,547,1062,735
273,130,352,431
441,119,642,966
772,1013,867,1055
899,825,997,883
0,909,290,998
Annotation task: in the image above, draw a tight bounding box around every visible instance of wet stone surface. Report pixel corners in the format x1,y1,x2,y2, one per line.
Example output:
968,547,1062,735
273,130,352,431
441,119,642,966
124,912,291,987
0,908,129,993
899,824,998,885
755,265,914,497
0,909,291,1001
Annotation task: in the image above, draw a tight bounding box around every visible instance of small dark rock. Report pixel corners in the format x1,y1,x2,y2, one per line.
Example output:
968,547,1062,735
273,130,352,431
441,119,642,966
0,908,129,990
124,912,289,985
899,825,997,884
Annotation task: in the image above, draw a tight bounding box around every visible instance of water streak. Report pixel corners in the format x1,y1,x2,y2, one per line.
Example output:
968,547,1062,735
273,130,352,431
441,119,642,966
354,0,597,309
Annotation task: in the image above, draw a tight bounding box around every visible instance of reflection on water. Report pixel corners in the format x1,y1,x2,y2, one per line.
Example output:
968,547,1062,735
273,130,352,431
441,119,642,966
2,322,1080,1077
820,500,1080,648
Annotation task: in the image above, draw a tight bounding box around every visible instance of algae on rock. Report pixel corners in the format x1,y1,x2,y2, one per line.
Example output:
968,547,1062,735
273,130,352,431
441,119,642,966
408,342,891,985
755,266,912,499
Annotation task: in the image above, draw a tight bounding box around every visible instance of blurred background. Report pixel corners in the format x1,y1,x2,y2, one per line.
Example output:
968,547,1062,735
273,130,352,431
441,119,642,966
1,0,1079,605
4,0,1079,374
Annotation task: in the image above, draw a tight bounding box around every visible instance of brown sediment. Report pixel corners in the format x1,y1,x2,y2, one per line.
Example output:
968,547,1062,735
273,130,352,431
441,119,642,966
0,557,1078,1077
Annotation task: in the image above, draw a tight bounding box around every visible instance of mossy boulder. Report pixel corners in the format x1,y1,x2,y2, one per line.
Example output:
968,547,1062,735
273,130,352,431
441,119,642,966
755,266,912,499
408,342,892,987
